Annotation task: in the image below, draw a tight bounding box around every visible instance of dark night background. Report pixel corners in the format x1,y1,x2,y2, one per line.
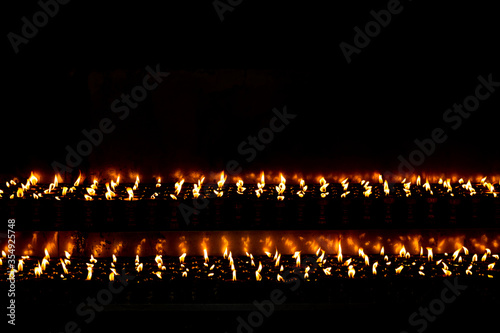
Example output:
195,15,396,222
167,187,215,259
2,0,500,182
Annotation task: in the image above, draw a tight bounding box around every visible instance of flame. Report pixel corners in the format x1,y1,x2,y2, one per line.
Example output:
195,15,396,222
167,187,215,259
427,247,433,261
133,175,140,190
319,177,329,192
297,179,307,197
255,172,265,197
174,179,184,196
416,175,421,186
384,180,390,195
395,265,404,274
452,248,461,261
18,259,24,272
275,173,286,200
472,254,478,262
488,263,495,270
223,247,228,259
156,178,161,188
303,266,310,279
348,265,355,278
105,182,116,200
338,242,343,262
109,272,115,281
44,248,50,260
323,267,332,276
64,251,71,259
126,187,134,201
277,274,284,282
379,174,383,184
90,254,97,263
60,258,68,274
399,245,406,257
74,173,81,187
317,249,325,263
380,247,385,256
84,194,93,201
204,248,209,263
423,180,433,195
29,171,38,185
34,261,42,277
179,253,186,264
86,264,93,280
341,179,349,193
372,262,378,275
155,255,163,268
136,263,143,272
182,271,188,278
275,253,281,267
16,188,24,198
236,179,246,194
217,171,227,189
293,251,301,267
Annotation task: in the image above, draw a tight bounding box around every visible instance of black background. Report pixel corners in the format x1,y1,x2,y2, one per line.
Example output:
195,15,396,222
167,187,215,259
3,0,500,182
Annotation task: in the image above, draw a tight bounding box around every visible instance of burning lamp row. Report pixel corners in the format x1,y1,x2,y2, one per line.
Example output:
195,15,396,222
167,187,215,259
2,172,499,200
2,245,498,282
